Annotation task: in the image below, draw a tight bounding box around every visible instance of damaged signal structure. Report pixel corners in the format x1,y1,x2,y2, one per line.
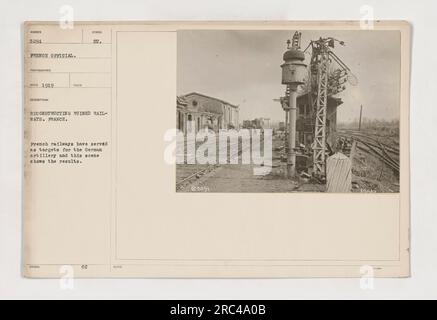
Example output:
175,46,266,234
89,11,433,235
279,32,357,180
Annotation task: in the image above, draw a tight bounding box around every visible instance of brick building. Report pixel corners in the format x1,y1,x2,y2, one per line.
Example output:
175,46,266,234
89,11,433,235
177,92,239,133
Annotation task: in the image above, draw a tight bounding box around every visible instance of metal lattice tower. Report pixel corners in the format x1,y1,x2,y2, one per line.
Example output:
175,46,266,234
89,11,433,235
305,36,356,178
312,45,330,176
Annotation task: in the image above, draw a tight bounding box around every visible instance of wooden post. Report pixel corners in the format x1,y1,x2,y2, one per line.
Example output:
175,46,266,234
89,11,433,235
349,141,357,160
326,153,352,193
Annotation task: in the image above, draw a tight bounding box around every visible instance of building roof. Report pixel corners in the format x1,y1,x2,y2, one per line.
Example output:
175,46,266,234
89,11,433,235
176,96,188,107
297,91,343,107
182,92,239,109
283,48,305,61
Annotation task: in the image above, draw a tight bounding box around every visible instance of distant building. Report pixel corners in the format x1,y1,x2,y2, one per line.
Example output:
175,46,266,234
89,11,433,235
242,120,253,129
176,92,239,133
260,118,271,129
242,118,270,130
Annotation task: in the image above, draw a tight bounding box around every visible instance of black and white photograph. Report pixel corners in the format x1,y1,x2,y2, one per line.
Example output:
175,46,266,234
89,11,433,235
176,29,401,193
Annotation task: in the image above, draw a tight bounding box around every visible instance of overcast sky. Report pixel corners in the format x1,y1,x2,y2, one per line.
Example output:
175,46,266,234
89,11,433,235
177,30,400,123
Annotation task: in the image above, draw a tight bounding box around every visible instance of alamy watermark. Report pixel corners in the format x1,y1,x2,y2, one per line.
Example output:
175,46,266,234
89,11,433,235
59,265,74,290
59,5,74,30
360,5,375,30
164,121,272,175
360,265,375,290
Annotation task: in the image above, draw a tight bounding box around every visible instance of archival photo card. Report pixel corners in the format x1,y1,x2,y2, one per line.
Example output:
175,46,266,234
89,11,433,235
23,21,410,278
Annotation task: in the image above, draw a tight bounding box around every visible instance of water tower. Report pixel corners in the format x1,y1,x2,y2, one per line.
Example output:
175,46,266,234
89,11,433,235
281,31,307,177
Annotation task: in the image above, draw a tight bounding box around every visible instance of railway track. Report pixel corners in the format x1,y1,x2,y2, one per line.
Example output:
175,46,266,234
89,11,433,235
337,129,400,175
338,129,399,155
176,137,252,190
176,164,217,190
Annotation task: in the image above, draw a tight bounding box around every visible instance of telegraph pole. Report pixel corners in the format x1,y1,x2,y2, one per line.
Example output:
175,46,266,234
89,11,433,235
287,88,298,177
358,104,363,131
284,106,289,153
